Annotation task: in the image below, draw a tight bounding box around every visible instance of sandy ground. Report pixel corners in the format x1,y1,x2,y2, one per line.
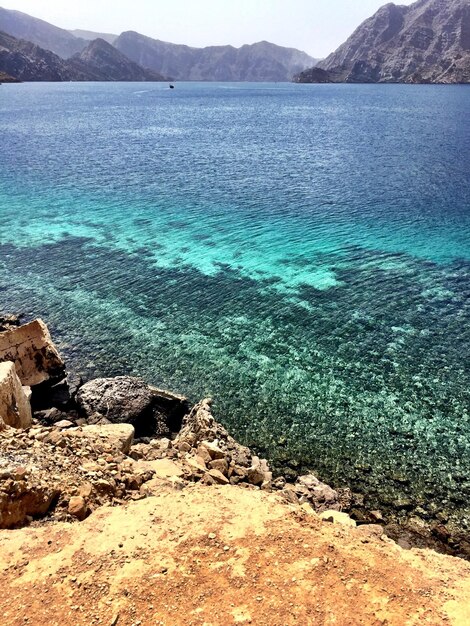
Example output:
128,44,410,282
1,484,470,626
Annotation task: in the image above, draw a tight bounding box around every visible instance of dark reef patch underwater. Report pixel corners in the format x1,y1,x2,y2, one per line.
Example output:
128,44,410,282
1,82,469,545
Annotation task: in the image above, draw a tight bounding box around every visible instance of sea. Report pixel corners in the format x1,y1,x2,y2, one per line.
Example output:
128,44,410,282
1,82,469,530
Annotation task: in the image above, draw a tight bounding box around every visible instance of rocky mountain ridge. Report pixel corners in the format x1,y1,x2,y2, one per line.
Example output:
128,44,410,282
114,31,318,81
0,5,318,81
0,68,18,82
68,38,165,82
0,30,93,81
295,0,470,83
0,31,165,82
0,6,87,58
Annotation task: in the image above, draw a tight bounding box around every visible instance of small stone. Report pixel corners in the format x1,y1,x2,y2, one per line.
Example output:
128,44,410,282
196,455,208,469
207,469,229,485
319,510,356,527
78,482,93,498
54,420,74,429
200,440,225,460
279,488,299,505
196,445,212,465
68,496,88,521
208,458,229,475
185,456,207,477
247,466,267,486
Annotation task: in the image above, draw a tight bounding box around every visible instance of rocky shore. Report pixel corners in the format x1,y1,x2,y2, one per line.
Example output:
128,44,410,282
2,314,470,624
0,314,468,560
0,315,346,530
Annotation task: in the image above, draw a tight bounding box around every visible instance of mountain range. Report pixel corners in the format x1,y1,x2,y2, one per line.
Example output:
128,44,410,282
114,31,317,81
0,6,318,82
295,0,470,84
2,1,469,84
0,30,90,81
0,30,164,82
0,7,87,59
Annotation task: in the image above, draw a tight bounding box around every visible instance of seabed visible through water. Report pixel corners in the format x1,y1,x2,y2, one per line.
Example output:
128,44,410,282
0,82,469,539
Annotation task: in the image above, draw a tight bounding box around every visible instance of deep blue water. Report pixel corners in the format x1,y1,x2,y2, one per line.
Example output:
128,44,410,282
1,82,469,528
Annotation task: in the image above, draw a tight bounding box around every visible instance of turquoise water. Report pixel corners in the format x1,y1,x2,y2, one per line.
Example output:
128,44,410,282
1,82,469,529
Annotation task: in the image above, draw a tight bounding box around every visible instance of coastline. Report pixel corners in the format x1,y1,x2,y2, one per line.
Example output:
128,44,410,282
3,315,470,624
1,313,468,560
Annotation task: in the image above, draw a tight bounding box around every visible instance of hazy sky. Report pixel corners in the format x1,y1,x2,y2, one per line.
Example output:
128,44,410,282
1,0,415,57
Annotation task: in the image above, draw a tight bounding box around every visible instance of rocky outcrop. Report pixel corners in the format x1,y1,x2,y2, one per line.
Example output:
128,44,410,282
175,398,253,466
0,393,341,530
0,318,65,387
0,314,22,332
114,32,318,81
76,376,189,437
280,473,346,513
293,66,332,83
296,0,470,84
173,398,272,487
68,38,165,81
0,361,32,428
0,70,19,82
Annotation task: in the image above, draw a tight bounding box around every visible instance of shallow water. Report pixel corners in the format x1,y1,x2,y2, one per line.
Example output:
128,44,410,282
1,82,469,527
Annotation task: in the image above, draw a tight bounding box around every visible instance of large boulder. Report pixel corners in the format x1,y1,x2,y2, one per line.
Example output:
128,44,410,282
76,377,189,437
77,377,153,424
0,319,65,387
0,361,32,428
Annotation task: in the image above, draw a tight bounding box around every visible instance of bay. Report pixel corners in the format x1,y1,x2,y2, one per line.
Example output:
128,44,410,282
0,82,469,532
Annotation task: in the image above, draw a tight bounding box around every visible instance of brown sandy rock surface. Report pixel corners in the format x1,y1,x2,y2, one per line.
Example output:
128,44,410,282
1,484,470,626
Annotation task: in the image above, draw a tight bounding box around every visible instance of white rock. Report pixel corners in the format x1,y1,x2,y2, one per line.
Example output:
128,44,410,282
319,510,357,527
0,319,65,386
0,361,32,428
